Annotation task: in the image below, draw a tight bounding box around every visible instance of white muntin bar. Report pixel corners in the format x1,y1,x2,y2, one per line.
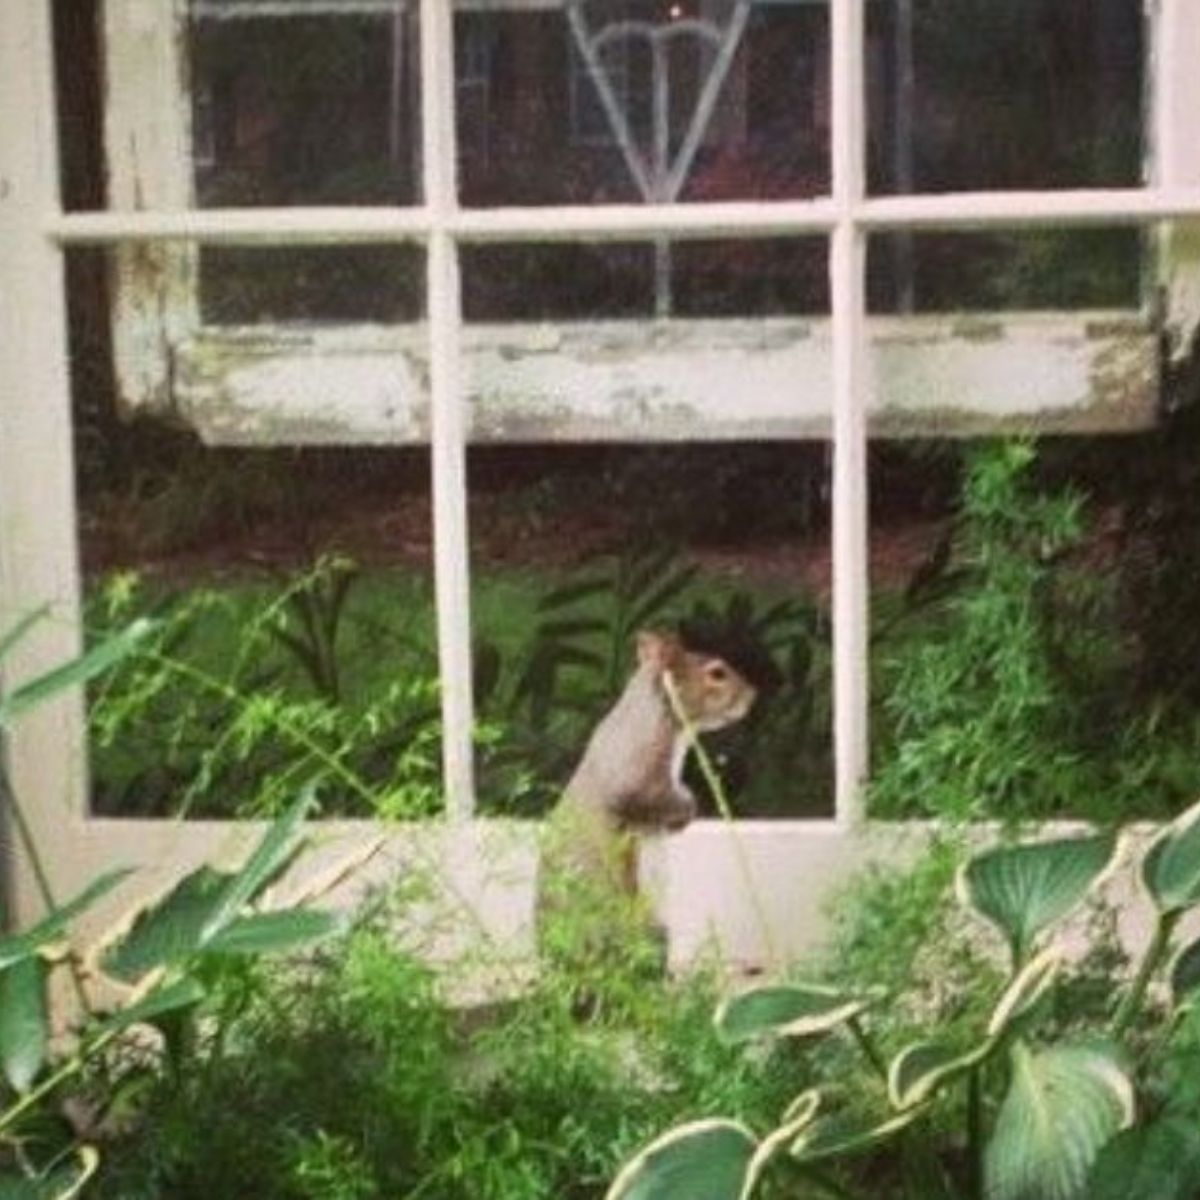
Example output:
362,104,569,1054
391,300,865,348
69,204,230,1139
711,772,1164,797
46,190,1200,250
859,187,1200,231
830,0,869,826
421,0,477,820
0,0,87,924
47,206,434,245
47,198,840,246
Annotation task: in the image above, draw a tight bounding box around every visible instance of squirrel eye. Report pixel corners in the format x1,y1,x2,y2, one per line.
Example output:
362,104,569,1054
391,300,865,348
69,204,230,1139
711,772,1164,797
706,663,729,683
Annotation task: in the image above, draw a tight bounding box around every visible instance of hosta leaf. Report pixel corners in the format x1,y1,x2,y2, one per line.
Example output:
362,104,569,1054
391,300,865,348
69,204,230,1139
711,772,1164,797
743,1092,820,1197
0,1146,99,1199
0,958,46,1093
789,1107,926,1166
101,866,229,982
1169,935,1200,1009
203,908,341,956
1088,1114,1200,1200
200,791,316,940
605,1119,756,1200
986,1040,1134,1200
958,833,1120,965
888,1038,994,1110
1143,797,1200,914
987,947,1064,1037
715,984,871,1045
0,868,133,971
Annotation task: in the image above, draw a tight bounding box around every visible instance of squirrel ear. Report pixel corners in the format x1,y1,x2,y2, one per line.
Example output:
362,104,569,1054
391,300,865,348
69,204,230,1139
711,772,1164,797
636,629,684,670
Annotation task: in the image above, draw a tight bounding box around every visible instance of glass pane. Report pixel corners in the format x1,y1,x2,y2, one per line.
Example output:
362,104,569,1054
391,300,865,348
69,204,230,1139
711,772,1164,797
69,248,440,819
869,228,1142,314
867,433,1200,825
455,0,830,207
468,445,834,822
200,245,424,324
189,0,420,207
463,237,826,321
867,0,1143,195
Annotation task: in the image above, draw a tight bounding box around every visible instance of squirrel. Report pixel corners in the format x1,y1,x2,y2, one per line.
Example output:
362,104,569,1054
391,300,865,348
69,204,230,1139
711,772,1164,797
536,628,758,975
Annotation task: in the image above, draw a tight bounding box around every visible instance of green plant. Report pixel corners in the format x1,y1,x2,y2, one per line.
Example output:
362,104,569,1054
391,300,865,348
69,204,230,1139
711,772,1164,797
0,613,348,1197
265,555,361,703
86,572,453,820
870,439,1136,824
607,800,1200,1200
88,897,796,1200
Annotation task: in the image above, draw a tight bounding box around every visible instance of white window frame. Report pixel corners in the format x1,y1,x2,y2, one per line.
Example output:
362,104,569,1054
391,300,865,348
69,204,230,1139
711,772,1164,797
101,0,1166,441
4,0,1200,968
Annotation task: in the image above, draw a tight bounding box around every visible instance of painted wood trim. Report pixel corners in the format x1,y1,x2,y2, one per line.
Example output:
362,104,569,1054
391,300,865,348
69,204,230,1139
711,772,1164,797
421,0,478,817
0,1,88,927
102,0,197,412
1152,0,1200,363
166,313,1158,444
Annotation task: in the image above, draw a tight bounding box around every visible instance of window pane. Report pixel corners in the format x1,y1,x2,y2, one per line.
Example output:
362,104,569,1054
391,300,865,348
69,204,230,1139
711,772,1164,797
867,0,1143,195
462,237,827,322
189,0,421,207
69,246,441,819
869,228,1142,314
200,245,424,324
468,445,834,822
455,1,829,207
867,433,1200,825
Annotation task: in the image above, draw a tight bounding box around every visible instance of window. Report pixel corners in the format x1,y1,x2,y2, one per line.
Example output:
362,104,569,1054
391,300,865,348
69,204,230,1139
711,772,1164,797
5,0,1200,957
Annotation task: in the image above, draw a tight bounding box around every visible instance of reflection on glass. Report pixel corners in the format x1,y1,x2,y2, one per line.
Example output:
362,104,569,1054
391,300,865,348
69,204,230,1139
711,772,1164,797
868,0,1142,196
463,238,827,322
189,0,420,207
456,1,829,208
200,245,425,324
869,228,1142,314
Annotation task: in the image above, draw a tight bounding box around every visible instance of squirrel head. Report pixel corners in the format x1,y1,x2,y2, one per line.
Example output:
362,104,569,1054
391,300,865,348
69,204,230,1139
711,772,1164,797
636,629,757,733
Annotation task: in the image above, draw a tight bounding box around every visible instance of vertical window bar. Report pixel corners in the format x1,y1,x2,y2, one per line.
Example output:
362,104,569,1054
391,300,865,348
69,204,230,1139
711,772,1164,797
830,0,869,825
0,0,87,920
1152,0,1200,359
420,0,476,819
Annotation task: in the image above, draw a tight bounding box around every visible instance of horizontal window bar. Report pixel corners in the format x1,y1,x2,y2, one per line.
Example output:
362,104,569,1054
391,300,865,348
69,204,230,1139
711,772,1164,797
46,207,434,246
46,188,1200,248
47,200,838,246
450,200,840,241
860,188,1200,231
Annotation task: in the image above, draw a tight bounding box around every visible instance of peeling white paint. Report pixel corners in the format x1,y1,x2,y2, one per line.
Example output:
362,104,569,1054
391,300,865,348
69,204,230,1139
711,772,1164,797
1153,0,1200,361
172,313,1158,444
103,0,196,411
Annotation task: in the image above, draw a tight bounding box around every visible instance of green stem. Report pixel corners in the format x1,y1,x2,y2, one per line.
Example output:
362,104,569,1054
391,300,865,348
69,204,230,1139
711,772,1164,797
966,1067,984,1200
146,652,518,980
661,675,781,966
0,1029,113,1140
846,1015,889,1084
0,761,93,1015
1111,910,1180,1039
0,761,57,917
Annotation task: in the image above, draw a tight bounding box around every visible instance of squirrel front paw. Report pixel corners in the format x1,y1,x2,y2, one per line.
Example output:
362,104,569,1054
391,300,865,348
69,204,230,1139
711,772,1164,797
615,788,696,833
